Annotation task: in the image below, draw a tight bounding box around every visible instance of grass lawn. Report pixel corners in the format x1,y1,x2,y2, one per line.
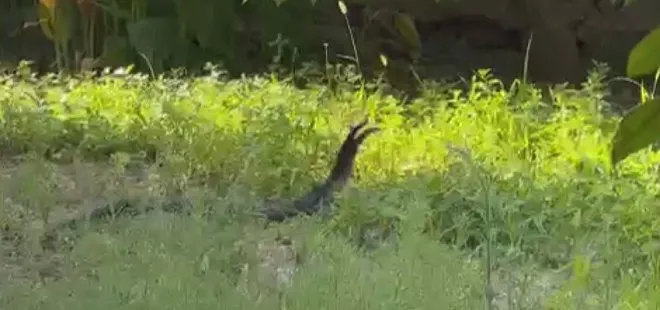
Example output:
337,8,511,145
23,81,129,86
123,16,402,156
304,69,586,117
1,67,659,309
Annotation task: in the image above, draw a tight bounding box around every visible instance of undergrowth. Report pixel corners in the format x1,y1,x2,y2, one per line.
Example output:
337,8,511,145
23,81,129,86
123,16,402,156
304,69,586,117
0,66,659,309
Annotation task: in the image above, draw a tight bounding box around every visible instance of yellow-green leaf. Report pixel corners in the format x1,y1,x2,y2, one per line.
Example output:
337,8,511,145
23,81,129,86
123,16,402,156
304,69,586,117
39,0,55,10
37,2,55,41
627,26,660,78
611,98,660,166
52,0,76,43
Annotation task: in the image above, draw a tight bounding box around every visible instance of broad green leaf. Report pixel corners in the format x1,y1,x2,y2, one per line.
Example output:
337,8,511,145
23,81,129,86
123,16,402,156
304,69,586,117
610,98,660,166
181,0,235,50
37,0,76,44
126,18,179,61
393,12,422,62
99,35,131,67
39,0,55,9
52,0,76,43
627,26,660,78
36,2,55,41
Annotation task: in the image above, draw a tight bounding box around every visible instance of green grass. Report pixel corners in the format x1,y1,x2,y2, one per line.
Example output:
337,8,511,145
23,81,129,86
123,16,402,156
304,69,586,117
1,67,660,309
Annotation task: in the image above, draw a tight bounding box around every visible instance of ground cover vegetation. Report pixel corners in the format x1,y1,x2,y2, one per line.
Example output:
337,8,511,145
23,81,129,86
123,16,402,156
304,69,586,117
0,60,658,309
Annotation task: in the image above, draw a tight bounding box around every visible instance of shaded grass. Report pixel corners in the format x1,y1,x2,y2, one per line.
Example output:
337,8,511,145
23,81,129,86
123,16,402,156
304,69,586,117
3,205,485,309
1,68,660,309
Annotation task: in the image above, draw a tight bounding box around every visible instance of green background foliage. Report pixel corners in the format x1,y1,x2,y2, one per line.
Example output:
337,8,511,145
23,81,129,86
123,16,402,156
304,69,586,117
4,0,326,74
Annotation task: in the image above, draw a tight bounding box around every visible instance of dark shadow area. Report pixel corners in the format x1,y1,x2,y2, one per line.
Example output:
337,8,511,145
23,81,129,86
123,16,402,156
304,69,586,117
2,0,658,107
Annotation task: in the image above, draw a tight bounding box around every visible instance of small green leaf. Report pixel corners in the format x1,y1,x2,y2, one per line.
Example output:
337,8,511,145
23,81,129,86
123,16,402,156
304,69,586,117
627,26,660,78
610,98,660,166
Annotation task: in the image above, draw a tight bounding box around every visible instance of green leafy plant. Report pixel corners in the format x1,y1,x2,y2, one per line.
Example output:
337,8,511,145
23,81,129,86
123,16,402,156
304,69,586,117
25,0,323,74
37,0,76,71
610,26,660,166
